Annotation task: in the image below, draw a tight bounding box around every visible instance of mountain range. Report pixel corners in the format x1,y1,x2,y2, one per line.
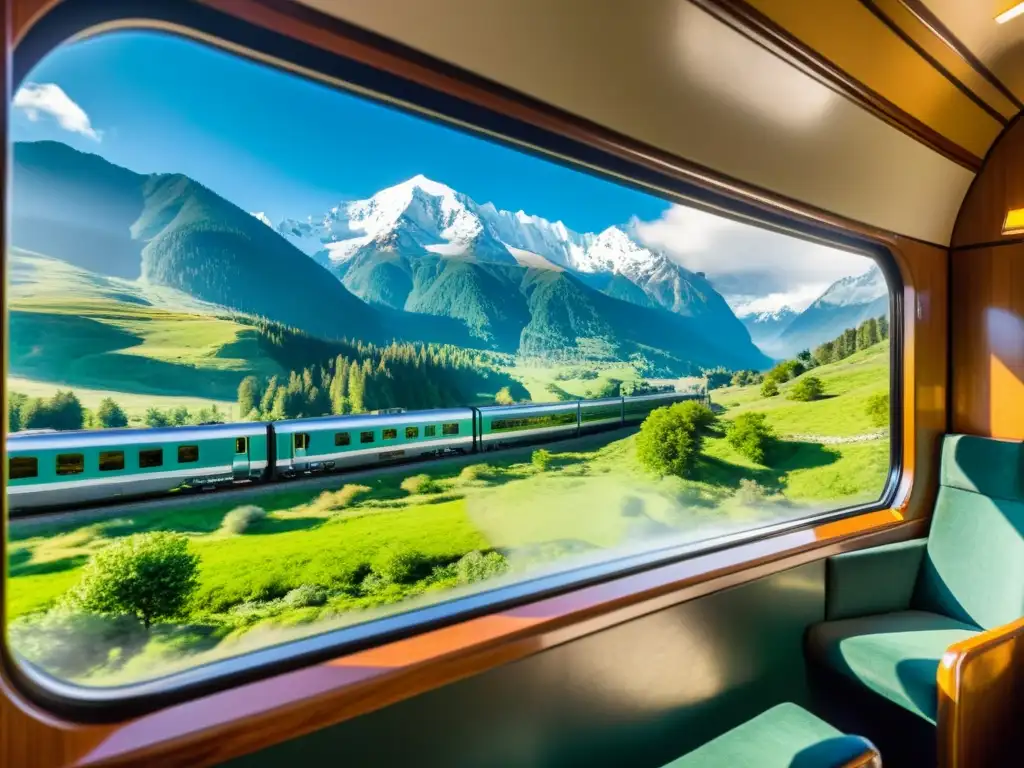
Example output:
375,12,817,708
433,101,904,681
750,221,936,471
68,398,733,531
10,141,770,375
740,307,799,359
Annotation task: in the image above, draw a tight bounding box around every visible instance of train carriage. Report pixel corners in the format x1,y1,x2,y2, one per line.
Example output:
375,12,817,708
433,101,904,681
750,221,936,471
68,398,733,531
6,422,269,513
272,409,475,476
622,392,703,424
475,401,581,449
578,396,625,431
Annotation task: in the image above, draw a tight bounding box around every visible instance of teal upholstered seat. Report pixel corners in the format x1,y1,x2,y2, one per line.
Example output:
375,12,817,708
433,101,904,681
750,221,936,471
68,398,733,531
807,434,1024,724
806,610,978,723
664,703,877,767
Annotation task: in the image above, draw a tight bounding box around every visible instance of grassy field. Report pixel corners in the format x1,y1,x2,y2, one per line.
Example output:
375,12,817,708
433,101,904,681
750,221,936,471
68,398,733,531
8,250,283,407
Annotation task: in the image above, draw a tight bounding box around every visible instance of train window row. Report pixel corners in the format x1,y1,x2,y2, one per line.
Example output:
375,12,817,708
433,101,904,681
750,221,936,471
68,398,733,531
9,445,199,479
314,423,459,451
491,413,578,433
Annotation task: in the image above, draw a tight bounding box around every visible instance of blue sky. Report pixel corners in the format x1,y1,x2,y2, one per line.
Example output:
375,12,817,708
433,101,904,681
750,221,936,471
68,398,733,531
11,31,669,232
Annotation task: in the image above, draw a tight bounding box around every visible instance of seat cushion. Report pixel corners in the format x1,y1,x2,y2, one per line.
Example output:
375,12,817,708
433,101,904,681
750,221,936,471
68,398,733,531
664,702,875,767
806,610,980,723
913,434,1024,630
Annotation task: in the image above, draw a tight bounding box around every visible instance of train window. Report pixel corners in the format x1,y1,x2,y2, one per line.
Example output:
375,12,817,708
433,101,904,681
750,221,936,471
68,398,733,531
177,445,200,464
139,449,163,468
5,29,895,698
8,457,37,479
55,454,84,476
98,451,125,472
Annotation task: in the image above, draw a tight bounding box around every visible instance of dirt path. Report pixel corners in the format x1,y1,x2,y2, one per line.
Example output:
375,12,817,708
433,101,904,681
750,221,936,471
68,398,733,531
783,431,888,445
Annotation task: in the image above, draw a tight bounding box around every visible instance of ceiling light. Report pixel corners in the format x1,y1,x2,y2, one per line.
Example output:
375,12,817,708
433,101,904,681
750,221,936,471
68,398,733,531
1002,208,1024,235
996,2,1024,24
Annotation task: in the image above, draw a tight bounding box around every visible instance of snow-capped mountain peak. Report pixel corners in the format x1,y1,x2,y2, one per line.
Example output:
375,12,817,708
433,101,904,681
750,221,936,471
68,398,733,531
813,265,885,308
250,211,272,227
741,306,798,325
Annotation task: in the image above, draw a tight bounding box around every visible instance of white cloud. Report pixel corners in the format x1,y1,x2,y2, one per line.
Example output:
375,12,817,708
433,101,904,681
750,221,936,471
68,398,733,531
250,211,272,227
13,83,101,141
632,205,874,312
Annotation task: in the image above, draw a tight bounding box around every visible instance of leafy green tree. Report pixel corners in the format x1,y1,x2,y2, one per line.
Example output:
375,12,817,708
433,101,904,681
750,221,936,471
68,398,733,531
237,376,261,420
8,392,27,432
65,533,200,629
635,402,706,478
877,314,889,341
21,390,84,431
813,341,836,366
495,386,515,405
531,449,552,471
95,398,128,428
259,374,279,417
144,408,170,428
170,406,190,426
789,376,825,402
727,412,776,464
761,378,780,398
796,350,815,369
347,363,365,414
866,392,890,427
705,368,732,390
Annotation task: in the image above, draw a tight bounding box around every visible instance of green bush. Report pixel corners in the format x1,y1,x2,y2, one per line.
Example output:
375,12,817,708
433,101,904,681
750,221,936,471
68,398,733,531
866,392,890,427
532,449,553,471
458,463,492,483
8,609,146,678
282,584,328,608
370,548,425,585
456,551,509,584
95,397,129,428
64,532,200,628
789,376,825,401
400,473,441,494
220,505,267,534
760,378,780,398
635,402,708,478
727,412,776,464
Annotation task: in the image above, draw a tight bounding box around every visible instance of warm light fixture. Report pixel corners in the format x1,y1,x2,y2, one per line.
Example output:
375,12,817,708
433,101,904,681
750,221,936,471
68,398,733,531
1001,208,1024,235
996,2,1024,24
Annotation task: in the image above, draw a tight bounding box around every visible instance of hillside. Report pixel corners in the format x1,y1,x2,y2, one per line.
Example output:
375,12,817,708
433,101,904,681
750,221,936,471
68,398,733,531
12,141,380,341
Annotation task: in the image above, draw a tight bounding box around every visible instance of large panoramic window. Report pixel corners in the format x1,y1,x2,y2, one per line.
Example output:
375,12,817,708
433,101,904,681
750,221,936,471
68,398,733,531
5,31,894,696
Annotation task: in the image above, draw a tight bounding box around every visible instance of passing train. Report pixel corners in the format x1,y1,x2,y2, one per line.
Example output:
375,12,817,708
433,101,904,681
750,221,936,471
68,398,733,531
5,392,702,514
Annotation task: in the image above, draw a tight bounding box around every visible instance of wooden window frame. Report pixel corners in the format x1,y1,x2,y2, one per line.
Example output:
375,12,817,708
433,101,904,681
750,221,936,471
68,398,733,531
0,1,947,766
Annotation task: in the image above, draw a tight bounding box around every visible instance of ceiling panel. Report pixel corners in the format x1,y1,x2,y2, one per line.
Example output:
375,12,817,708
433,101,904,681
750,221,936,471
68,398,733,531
301,0,973,244
916,0,1024,104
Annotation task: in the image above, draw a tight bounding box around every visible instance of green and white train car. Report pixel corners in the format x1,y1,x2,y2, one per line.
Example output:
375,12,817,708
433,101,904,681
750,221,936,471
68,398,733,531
6,422,269,512
272,409,476,476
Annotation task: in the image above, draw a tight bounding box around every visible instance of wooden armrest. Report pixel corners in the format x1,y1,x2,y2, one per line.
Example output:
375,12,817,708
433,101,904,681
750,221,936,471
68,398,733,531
937,615,1024,768
841,744,882,767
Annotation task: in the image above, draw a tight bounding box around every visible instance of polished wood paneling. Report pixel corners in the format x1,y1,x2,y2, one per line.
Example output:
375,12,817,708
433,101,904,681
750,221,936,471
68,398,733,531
1,0,948,766
951,246,1024,438
953,117,1024,248
937,615,1024,767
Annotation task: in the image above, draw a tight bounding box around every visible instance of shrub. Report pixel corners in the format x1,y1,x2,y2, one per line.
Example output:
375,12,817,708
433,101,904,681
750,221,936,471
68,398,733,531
677,400,716,433
64,532,200,628
736,478,768,504
282,584,328,608
456,551,509,584
727,412,776,464
532,449,552,471
458,463,492,483
761,378,779,398
8,610,146,678
370,548,425,585
220,505,268,534
635,402,706,478
494,387,515,405
866,392,889,427
789,376,825,402
95,397,129,428
400,474,442,494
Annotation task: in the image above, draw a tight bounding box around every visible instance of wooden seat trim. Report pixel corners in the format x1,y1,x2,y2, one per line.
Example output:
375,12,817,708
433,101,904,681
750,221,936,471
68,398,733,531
937,615,1024,768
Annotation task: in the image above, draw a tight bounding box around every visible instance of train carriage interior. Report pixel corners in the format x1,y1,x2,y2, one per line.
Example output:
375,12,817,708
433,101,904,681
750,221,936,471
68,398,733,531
2,1,1024,767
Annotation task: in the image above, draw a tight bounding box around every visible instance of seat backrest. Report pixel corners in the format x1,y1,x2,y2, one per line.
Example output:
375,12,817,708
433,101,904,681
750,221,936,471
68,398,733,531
912,434,1024,630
